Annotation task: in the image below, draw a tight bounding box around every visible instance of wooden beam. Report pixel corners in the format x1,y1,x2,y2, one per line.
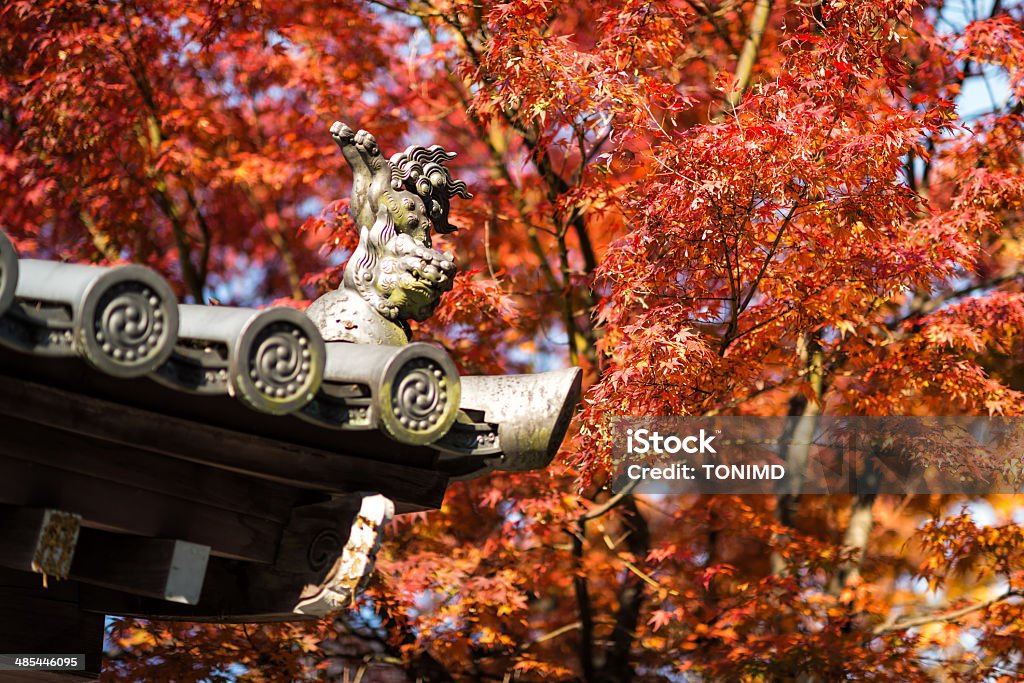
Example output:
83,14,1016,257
0,507,80,579
79,581,315,622
0,415,303,523
0,452,281,564
70,529,209,605
0,374,448,509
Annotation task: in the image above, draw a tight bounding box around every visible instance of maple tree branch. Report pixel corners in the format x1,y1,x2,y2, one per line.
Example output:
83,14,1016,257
580,479,638,522
829,491,876,595
465,130,567,312
770,334,824,576
571,520,597,681
430,6,601,365
183,185,212,288
76,207,121,263
602,495,649,682
114,33,211,301
888,269,1024,331
368,0,443,18
718,292,805,350
532,621,582,645
581,124,613,169
718,218,741,356
684,0,743,56
521,133,600,279
873,589,1024,635
265,224,304,301
726,0,773,111
557,229,580,366
429,34,564,298
428,23,598,366
420,0,486,67
914,0,1004,193
240,189,304,300
737,202,799,315
148,181,206,302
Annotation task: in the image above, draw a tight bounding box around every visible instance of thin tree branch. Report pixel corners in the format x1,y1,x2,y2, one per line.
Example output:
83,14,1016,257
580,480,638,522
887,269,1024,331
737,202,799,314
874,589,1024,635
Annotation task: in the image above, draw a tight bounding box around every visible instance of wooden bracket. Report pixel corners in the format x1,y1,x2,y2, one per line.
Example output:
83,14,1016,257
289,494,394,616
70,529,209,605
0,506,81,580
78,493,394,621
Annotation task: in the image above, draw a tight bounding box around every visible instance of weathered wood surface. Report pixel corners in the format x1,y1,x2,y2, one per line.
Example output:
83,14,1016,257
284,495,393,616
0,373,448,510
79,555,345,622
0,350,443,466
79,580,318,622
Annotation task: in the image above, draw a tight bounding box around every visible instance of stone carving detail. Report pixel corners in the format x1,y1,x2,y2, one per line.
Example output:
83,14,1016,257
306,122,471,345
246,322,314,402
0,261,179,377
391,356,450,434
294,494,394,616
306,529,344,573
93,282,169,368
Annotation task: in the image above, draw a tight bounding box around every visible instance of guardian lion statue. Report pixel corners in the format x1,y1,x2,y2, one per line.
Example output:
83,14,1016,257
306,122,472,345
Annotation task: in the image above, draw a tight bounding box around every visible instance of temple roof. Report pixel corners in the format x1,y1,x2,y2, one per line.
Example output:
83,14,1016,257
0,228,580,490
0,227,580,653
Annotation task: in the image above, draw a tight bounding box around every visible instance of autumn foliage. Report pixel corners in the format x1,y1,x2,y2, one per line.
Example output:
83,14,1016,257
5,0,1024,680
